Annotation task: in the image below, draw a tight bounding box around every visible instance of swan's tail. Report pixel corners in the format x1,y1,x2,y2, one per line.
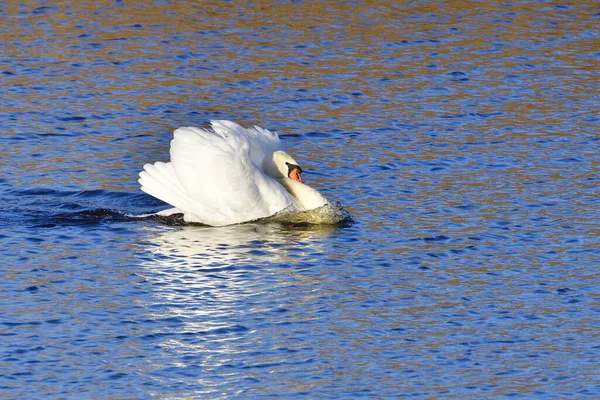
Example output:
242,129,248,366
138,161,197,217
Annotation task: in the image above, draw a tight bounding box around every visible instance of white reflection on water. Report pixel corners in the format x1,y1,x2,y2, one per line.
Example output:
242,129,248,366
133,223,342,396
142,222,336,265
136,222,337,326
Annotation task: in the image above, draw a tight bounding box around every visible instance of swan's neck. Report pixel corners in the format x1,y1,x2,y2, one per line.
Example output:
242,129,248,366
277,178,328,211
261,152,328,211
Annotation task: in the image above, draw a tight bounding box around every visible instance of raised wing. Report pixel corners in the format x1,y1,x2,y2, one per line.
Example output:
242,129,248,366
139,122,295,226
210,120,282,168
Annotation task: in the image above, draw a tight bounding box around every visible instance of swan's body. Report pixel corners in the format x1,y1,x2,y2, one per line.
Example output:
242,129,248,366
138,120,328,226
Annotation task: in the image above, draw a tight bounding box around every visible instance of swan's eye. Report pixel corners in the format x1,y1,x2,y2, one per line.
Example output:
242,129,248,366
286,162,302,174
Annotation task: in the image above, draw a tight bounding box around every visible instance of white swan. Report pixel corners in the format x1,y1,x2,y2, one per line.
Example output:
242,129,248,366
138,120,329,226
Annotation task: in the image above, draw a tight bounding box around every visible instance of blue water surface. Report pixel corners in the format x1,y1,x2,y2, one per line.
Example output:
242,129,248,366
1,1,599,398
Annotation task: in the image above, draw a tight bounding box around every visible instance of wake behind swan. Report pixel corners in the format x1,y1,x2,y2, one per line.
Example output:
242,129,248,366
139,120,351,227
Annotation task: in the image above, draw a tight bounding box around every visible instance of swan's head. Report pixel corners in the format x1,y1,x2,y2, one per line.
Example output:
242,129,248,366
263,151,304,183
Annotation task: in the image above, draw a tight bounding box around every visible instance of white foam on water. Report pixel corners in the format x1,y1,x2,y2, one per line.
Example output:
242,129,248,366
264,202,353,226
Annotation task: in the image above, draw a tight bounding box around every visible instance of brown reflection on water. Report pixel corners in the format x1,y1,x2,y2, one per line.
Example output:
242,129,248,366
4,1,597,118
2,1,597,191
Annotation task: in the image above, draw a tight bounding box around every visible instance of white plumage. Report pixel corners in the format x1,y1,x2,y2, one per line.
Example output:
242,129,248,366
138,120,328,226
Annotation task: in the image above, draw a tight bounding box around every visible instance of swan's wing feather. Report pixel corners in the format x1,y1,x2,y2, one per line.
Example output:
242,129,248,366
139,161,196,214
167,126,294,226
210,120,282,167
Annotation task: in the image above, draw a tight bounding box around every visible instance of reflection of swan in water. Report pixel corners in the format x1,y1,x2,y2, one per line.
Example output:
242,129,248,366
135,223,341,386
137,223,338,330
141,222,338,266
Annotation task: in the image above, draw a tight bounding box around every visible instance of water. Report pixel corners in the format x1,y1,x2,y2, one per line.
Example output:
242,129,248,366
1,1,599,398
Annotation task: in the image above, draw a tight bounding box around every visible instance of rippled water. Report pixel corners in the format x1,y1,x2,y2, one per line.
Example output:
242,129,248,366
2,1,599,398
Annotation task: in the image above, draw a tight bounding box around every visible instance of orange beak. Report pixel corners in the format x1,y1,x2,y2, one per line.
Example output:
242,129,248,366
289,168,303,183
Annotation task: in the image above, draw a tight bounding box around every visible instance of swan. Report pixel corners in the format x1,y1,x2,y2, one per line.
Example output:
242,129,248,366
138,120,329,226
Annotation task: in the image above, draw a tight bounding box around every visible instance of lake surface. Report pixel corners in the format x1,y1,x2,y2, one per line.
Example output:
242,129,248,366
1,1,599,398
